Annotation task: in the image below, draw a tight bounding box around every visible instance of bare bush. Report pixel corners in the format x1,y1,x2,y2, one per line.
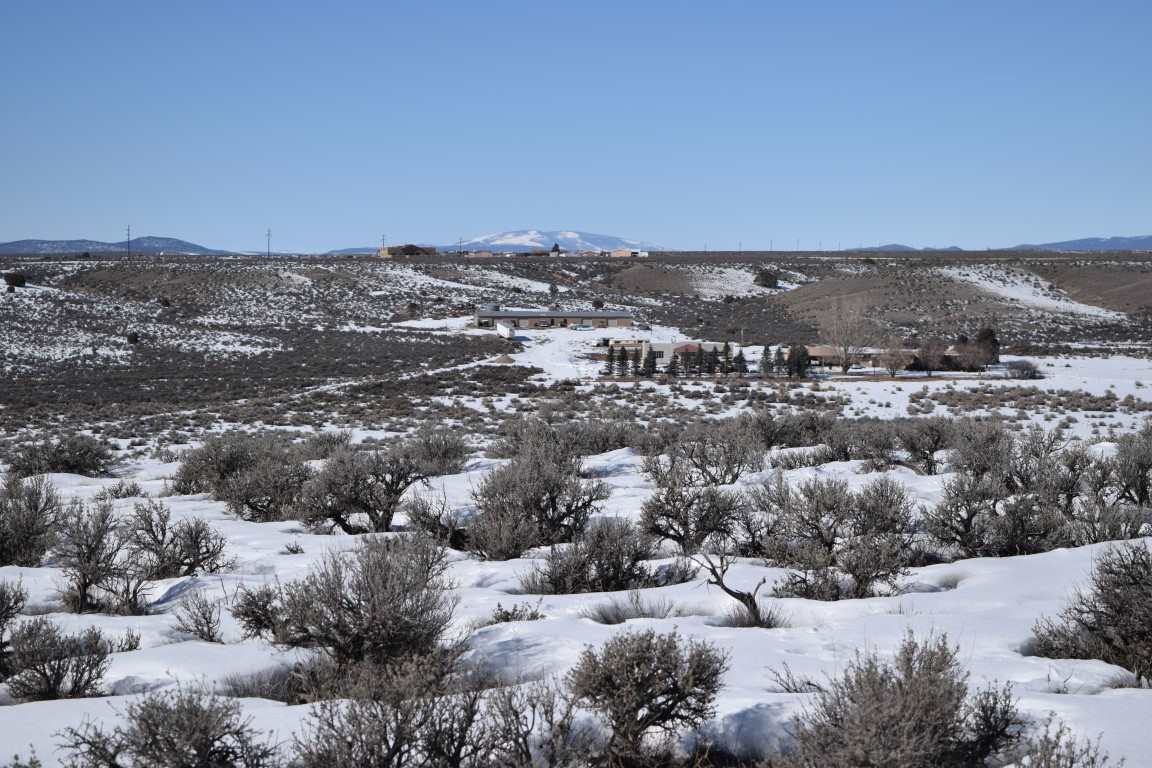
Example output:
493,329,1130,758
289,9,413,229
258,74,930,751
169,433,282,495
404,494,468,549
639,481,743,554
172,590,223,643
763,475,915,600
897,417,954,475
0,580,28,680
7,434,115,478
92,479,145,501
781,633,1021,767
295,430,353,460
693,552,781,628
231,535,456,667
56,499,124,613
59,687,280,767
220,456,312,522
1031,542,1152,686
470,453,609,560
645,420,763,486
300,446,429,534
519,518,663,595
566,629,727,764
411,428,469,475
122,499,229,578
1007,359,1043,380
1114,421,1152,507
4,618,110,701
0,475,60,566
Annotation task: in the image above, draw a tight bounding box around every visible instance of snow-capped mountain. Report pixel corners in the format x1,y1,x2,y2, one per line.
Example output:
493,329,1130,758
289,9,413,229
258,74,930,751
455,229,661,253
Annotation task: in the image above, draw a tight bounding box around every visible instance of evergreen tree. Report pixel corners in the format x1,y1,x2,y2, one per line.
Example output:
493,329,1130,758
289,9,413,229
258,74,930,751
666,352,680,378
787,344,811,379
773,346,787,376
975,327,1001,364
705,347,720,375
630,348,642,377
615,347,630,377
759,347,773,377
641,348,658,377
693,347,706,377
733,350,748,375
721,342,733,374
603,345,616,376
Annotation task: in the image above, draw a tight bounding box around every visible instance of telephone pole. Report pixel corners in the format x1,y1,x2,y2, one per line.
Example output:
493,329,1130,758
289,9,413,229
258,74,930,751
126,225,131,259
266,228,271,258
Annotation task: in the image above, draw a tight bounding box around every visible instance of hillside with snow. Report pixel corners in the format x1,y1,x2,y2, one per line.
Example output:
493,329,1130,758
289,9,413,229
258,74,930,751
458,229,661,253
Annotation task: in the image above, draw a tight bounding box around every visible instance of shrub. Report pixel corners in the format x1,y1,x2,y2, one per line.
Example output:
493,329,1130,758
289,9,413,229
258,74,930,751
896,417,954,475
172,590,223,643
765,475,915,600
1007,359,1042,380
92,479,145,501
169,433,280,495
639,481,743,554
0,580,28,679
645,420,763,486
693,552,782,628
300,447,429,534
782,633,1021,768
122,499,229,578
1114,421,1152,507
1031,542,1152,685
295,430,353,460
7,434,115,478
581,591,689,625
58,687,280,767
0,475,60,566
487,601,546,624
220,456,312,522
470,453,609,560
403,494,468,550
411,428,469,475
566,630,727,764
56,499,124,613
3,272,27,288
231,535,456,666
519,518,661,595
4,618,110,700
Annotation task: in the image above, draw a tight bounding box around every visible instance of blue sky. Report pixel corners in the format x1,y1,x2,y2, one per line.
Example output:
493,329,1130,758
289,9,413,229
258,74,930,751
2,1,1149,252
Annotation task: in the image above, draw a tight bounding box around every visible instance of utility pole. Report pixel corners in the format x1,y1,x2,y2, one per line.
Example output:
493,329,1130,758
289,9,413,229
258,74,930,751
266,228,271,258
126,225,131,260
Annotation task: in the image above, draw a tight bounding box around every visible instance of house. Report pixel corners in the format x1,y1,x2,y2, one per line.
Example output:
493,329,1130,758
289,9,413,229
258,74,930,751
474,305,633,330
609,248,649,258
378,244,437,258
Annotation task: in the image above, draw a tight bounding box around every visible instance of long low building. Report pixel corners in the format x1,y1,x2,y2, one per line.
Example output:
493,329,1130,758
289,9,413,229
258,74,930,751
475,305,634,329
608,338,739,368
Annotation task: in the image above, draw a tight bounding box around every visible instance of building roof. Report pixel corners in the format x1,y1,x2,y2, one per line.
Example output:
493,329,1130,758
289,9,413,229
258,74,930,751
475,308,633,319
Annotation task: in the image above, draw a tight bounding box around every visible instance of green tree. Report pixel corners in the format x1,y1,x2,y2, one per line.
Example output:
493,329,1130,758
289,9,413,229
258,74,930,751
732,350,748,375
630,348,642,377
615,348,630,377
720,343,733,374
774,346,786,376
641,348,658,377
705,348,719,375
788,344,810,379
603,346,616,377
693,347,706,377
666,353,680,378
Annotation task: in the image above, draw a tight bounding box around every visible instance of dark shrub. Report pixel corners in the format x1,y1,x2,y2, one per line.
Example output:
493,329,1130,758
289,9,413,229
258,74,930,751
300,447,428,534
639,481,743,554
169,433,280,495
2,272,27,288
0,475,60,566
411,428,469,475
4,618,110,701
231,535,455,667
59,687,280,767
896,417,954,475
0,580,27,680
567,630,727,764
1031,542,1152,686
8,434,115,478
470,453,609,560
122,499,229,578
55,499,124,613
172,590,223,644
1006,359,1042,380
519,518,665,595
220,456,312,522
782,634,1020,767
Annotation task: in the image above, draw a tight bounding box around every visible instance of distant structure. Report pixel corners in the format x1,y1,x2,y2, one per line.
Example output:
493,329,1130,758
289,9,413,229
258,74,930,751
475,304,633,330
608,339,734,368
377,244,437,258
609,247,649,258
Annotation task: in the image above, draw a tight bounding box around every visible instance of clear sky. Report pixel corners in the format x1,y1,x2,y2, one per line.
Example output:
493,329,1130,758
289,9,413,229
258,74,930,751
2,1,1149,252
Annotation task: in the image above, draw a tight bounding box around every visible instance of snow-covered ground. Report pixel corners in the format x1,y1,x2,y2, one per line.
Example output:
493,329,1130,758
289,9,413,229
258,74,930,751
940,266,1126,320
688,265,807,299
2,451,1151,764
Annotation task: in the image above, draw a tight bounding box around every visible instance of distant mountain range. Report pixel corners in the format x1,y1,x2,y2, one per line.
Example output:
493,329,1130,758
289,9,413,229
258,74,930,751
326,230,661,255
0,237,229,255
4,231,1150,256
856,235,1152,253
